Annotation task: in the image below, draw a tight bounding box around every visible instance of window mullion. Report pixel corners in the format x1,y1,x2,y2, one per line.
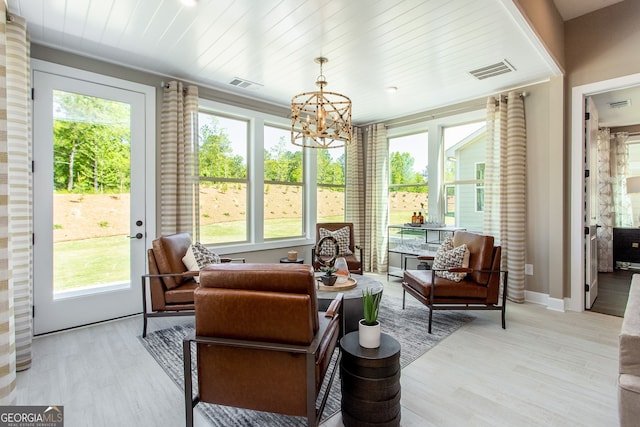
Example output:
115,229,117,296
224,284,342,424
252,117,264,243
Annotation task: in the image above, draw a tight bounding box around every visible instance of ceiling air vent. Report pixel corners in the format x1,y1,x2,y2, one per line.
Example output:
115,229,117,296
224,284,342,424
609,99,631,109
469,60,516,80
229,77,263,90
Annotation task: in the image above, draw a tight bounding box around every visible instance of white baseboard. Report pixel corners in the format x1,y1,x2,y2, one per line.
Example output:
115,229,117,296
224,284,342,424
524,290,565,312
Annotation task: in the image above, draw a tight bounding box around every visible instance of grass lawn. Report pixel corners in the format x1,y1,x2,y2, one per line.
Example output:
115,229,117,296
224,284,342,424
54,216,348,290
54,235,129,291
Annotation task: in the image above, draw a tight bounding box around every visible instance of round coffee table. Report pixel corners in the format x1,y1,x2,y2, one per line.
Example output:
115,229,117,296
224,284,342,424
316,274,384,334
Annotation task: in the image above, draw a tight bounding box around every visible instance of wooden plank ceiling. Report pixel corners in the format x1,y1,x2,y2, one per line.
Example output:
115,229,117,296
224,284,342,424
9,0,563,124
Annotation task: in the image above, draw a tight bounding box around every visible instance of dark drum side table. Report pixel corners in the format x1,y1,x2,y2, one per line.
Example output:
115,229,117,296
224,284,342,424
340,332,401,427
279,257,304,264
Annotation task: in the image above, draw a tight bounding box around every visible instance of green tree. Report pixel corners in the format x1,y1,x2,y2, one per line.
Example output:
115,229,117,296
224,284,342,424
53,91,131,193
317,150,345,186
390,151,428,193
199,123,247,179
264,137,302,182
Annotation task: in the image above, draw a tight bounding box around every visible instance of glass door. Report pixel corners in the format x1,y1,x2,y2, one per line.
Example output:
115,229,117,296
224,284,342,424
32,67,153,334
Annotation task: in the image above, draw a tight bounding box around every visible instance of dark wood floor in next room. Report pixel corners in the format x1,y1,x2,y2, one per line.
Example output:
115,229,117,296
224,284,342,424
591,269,635,317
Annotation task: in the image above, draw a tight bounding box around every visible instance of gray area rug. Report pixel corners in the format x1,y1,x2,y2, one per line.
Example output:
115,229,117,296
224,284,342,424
139,292,473,426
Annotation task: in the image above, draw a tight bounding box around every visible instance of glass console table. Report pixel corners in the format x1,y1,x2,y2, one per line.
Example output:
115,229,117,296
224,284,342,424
387,224,465,279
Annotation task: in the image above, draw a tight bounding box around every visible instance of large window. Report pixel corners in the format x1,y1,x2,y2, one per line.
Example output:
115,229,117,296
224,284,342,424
197,112,248,244
443,121,486,229
264,125,304,239
195,99,328,252
317,148,346,222
389,132,429,225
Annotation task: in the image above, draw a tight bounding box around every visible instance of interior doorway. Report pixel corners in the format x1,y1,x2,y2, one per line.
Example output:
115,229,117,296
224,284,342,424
570,72,640,313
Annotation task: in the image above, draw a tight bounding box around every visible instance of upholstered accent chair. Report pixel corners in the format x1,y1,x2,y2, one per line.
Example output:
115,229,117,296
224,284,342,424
312,222,363,275
183,263,343,427
402,231,507,333
141,232,243,337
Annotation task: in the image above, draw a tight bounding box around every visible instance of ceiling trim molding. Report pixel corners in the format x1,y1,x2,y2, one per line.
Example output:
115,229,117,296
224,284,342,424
500,0,565,76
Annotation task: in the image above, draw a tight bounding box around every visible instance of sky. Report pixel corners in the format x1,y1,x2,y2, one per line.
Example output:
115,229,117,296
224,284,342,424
202,112,484,169
390,121,485,173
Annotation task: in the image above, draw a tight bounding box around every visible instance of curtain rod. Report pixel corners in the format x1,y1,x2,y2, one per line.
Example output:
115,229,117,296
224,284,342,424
373,91,528,129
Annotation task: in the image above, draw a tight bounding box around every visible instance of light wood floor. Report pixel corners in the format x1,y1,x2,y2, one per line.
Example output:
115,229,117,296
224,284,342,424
17,275,622,427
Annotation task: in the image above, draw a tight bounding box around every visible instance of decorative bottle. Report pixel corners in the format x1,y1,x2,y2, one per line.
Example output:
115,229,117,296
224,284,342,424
418,212,424,224
411,212,417,224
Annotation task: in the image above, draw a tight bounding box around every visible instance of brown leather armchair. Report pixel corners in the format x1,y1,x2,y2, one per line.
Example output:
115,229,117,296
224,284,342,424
183,263,343,427
312,222,363,274
402,231,507,333
141,232,243,337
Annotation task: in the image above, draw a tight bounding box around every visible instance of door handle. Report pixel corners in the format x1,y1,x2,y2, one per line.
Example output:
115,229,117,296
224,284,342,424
128,233,143,239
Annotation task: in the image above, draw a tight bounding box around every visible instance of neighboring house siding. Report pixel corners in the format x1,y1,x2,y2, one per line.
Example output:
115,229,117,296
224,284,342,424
456,138,485,232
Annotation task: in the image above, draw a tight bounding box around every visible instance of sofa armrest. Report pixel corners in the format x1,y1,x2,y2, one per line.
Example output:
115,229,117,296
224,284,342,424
324,293,344,318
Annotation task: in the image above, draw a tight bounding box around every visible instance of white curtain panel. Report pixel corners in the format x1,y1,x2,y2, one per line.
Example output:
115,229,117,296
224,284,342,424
596,128,614,272
484,92,526,303
0,6,32,404
159,82,199,237
345,127,365,259
363,124,389,273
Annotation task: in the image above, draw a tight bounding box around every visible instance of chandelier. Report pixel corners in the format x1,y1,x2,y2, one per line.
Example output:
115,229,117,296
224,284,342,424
291,57,352,149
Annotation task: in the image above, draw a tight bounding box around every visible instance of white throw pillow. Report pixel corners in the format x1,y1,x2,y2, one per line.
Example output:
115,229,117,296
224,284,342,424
182,242,221,283
432,236,470,282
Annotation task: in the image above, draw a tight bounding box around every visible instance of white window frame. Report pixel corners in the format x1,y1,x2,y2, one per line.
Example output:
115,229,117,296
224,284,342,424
387,110,485,223
263,123,305,240
198,99,315,254
475,161,485,213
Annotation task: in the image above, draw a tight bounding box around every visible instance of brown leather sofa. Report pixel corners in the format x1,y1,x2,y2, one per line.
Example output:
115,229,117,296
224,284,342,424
141,232,240,337
183,263,343,427
402,231,507,333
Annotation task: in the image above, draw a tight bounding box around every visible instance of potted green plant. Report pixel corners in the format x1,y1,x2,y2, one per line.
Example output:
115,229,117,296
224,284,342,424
320,266,338,286
359,288,382,348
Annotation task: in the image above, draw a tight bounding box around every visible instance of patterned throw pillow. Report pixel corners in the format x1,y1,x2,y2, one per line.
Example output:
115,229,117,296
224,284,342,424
318,226,353,256
432,236,469,282
182,242,221,283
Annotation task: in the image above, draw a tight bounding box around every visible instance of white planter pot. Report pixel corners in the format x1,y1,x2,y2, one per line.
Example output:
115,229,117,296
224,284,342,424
358,319,381,348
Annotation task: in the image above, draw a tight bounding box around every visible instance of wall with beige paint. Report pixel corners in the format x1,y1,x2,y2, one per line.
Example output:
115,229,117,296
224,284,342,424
563,0,640,300
522,77,564,297
565,1,640,89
